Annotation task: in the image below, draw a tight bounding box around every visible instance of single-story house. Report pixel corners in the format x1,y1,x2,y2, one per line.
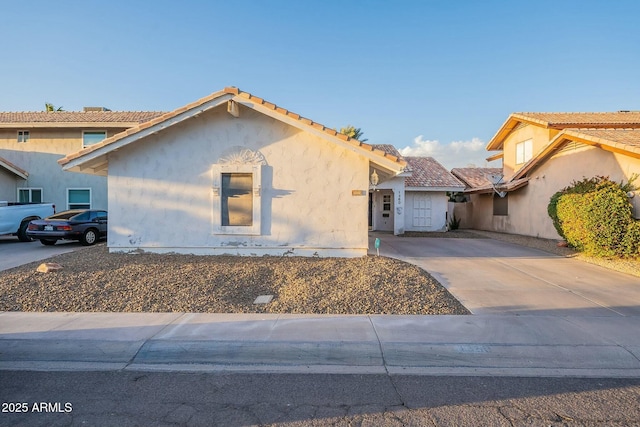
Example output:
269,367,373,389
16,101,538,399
59,87,407,256
461,112,640,239
369,145,465,233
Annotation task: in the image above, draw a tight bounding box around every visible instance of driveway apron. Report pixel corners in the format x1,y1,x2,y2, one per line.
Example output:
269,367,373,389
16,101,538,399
369,233,640,317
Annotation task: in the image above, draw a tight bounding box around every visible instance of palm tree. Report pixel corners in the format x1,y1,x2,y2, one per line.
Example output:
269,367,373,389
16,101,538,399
339,125,368,142
45,103,64,112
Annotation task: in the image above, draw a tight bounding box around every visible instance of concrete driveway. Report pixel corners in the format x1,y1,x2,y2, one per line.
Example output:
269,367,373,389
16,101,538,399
0,236,87,271
370,233,640,316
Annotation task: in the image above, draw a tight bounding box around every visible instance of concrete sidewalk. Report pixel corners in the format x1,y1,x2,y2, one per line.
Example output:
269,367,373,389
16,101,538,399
2,233,639,377
2,311,640,377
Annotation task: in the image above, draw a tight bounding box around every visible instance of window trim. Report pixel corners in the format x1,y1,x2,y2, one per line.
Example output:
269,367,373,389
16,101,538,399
66,188,92,210
17,130,30,143
212,164,261,235
82,130,107,148
515,139,533,165
17,187,43,203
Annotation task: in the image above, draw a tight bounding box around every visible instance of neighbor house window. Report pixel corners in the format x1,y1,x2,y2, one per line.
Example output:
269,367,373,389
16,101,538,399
18,188,42,203
17,130,30,143
515,139,533,164
67,188,91,209
82,131,106,148
493,193,508,216
212,164,261,235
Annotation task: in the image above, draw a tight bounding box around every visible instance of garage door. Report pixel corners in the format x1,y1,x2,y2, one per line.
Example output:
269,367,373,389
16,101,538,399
413,194,432,227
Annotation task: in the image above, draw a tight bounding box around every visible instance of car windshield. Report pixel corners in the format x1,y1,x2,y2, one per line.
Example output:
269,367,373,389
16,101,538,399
47,211,84,220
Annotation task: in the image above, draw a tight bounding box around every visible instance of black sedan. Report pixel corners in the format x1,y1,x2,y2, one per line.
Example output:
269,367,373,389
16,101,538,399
27,209,108,246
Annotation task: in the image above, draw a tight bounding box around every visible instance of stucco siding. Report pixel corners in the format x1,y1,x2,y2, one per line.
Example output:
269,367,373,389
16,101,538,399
0,169,21,201
0,129,118,209
502,124,553,179
470,145,640,239
107,107,369,256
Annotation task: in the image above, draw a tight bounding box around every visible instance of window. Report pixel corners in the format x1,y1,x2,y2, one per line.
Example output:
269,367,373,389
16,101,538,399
82,131,106,147
18,188,42,203
222,173,253,226
67,188,91,209
17,130,30,143
515,139,533,164
493,193,508,216
212,164,261,235
382,194,391,211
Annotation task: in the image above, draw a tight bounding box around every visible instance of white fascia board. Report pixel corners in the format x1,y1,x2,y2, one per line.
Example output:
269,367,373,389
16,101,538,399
1,122,143,129
239,100,406,174
0,162,28,179
62,95,233,173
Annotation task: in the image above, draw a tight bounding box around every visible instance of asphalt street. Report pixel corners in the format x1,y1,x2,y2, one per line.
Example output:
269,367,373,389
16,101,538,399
2,371,640,426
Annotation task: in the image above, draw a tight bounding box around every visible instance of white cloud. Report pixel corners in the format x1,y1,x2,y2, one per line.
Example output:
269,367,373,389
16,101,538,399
399,136,491,169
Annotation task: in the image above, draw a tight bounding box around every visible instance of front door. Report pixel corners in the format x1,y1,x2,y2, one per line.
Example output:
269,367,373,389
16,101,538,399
376,190,394,231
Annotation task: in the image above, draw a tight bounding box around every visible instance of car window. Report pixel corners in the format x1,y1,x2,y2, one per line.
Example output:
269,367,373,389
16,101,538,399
72,212,90,221
95,211,108,220
48,211,81,220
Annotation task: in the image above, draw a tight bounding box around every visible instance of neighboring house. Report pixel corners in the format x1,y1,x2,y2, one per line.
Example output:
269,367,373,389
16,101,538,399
370,145,465,233
0,109,164,210
450,167,503,228
59,87,407,257
462,112,640,239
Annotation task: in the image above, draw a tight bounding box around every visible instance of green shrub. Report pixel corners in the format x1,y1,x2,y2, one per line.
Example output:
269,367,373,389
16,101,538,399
548,175,638,258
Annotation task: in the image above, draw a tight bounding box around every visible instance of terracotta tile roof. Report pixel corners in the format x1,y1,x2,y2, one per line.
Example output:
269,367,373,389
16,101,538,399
487,111,640,151
514,112,640,128
451,167,503,189
0,111,165,125
371,144,402,157
564,128,640,148
59,87,406,172
404,157,464,188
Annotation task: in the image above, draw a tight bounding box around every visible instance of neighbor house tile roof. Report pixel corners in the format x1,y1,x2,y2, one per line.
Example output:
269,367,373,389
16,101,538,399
564,128,640,149
513,112,640,128
487,111,640,151
0,111,166,126
371,144,402,157
59,87,406,173
404,157,464,188
451,167,503,189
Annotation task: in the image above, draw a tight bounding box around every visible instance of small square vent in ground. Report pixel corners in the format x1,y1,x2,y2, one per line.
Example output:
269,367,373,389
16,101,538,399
253,295,273,304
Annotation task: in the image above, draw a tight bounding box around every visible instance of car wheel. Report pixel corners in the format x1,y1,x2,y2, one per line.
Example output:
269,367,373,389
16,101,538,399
17,221,34,242
81,229,98,246
40,239,57,246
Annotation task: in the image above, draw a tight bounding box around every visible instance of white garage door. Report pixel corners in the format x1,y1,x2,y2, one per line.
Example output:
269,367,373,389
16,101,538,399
413,194,432,227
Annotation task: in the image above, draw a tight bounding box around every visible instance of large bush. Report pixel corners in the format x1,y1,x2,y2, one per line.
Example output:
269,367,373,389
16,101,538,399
548,176,639,257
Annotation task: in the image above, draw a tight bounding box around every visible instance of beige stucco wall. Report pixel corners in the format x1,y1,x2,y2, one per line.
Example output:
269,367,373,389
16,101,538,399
501,124,557,179
471,145,640,239
0,128,121,209
106,106,371,256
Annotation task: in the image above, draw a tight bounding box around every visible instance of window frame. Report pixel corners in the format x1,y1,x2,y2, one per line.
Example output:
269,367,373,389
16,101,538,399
67,188,92,210
82,130,107,148
17,187,43,203
515,139,533,165
212,164,261,235
17,130,30,143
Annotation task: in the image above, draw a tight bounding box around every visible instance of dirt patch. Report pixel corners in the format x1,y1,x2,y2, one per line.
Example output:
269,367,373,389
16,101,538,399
0,244,469,315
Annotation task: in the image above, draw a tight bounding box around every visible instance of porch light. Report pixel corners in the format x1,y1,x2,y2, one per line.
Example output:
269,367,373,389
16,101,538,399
370,170,379,189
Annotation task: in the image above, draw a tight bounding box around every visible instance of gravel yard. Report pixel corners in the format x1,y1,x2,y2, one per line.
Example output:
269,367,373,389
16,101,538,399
0,244,469,315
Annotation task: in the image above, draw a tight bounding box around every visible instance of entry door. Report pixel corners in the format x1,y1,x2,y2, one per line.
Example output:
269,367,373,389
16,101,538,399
413,194,432,227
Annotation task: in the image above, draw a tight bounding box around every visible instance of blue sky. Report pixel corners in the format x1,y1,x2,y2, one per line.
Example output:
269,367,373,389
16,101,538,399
2,0,639,168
